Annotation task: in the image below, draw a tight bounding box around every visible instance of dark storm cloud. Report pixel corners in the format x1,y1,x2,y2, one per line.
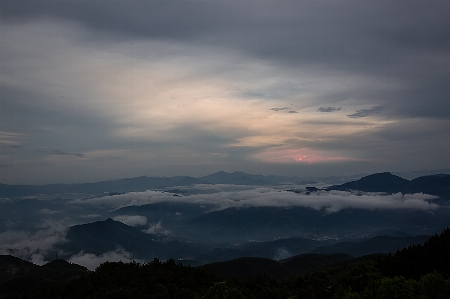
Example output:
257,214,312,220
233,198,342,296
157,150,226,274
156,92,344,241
2,1,448,121
3,1,448,62
318,107,343,113
347,106,384,119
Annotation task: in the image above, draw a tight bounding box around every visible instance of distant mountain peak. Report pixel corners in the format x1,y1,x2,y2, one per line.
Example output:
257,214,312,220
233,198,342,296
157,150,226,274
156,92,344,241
327,171,450,197
328,172,409,193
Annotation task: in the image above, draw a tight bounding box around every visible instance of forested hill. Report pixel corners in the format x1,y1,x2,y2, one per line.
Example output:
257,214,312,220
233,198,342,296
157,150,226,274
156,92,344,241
1,228,449,298
379,227,450,279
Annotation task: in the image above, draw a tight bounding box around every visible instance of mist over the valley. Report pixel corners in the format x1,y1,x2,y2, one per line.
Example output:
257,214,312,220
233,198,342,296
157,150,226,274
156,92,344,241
1,171,449,270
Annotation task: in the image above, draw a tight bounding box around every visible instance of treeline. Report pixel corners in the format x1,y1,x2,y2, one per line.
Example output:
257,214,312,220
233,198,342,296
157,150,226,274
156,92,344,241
1,228,449,299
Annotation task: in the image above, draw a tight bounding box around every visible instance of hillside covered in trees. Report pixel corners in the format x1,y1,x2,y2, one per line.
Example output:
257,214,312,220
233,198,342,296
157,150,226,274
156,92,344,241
1,228,449,298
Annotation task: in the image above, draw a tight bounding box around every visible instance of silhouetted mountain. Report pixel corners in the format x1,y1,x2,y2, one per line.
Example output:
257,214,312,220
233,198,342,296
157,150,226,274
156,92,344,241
42,259,87,272
311,235,430,257
2,171,448,200
328,172,450,197
238,238,325,259
0,255,40,284
0,255,88,297
186,205,450,243
3,229,450,298
409,174,450,197
0,176,204,198
328,172,410,193
59,218,208,261
188,206,336,242
196,237,330,264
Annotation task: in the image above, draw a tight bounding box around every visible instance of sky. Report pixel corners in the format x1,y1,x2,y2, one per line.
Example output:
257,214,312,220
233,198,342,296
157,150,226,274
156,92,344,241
1,1,449,184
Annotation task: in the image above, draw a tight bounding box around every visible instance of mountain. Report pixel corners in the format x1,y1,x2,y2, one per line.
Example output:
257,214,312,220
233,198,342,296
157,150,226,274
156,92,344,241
409,174,450,197
186,205,449,243
311,235,430,257
0,176,205,198
328,172,450,197
2,171,449,200
196,237,324,263
281,253,353,274
3,229,449,298
0,255,88,297
59,218,209,261
110,202,212,229
0,255,40,285
378,228,450,279
237,237,326,260
195,233,434,264
327,172,410,193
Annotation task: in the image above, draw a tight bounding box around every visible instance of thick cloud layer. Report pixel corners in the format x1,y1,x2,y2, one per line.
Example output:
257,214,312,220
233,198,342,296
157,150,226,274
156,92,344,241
1,1,449,183
76,187,438,213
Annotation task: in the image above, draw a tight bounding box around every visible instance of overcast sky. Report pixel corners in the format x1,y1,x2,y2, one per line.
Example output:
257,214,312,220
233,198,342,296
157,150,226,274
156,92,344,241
1,1,449,184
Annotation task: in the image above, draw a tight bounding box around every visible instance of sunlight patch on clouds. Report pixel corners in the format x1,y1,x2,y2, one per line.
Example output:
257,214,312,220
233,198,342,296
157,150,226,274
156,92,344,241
253,148,359,164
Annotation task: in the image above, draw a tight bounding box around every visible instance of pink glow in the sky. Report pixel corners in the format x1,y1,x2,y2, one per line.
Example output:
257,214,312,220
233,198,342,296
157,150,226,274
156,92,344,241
254,148,356,164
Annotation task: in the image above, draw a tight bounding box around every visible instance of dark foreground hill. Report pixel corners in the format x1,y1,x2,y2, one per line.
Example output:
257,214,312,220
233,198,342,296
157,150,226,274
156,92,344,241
0,256,87,297
1,228,450,298
282,253,353,275
203,257,292,281
0,256,87,284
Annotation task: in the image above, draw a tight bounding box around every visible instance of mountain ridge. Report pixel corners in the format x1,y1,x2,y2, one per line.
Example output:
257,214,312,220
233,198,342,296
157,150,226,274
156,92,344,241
328,172,450,197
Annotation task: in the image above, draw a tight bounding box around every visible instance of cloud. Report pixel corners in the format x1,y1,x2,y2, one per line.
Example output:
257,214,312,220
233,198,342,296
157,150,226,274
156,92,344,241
112,215,147,227
269,107,291,112
142,221,170,235
318,107,343,113
1,1,449,183
76,187,439,214
35,150,84,158
273,247,291,260
347,106,384,118
0,131,23,147
0,220,67,265
68,248,145,271
72,190,178,210
253,148,358,164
